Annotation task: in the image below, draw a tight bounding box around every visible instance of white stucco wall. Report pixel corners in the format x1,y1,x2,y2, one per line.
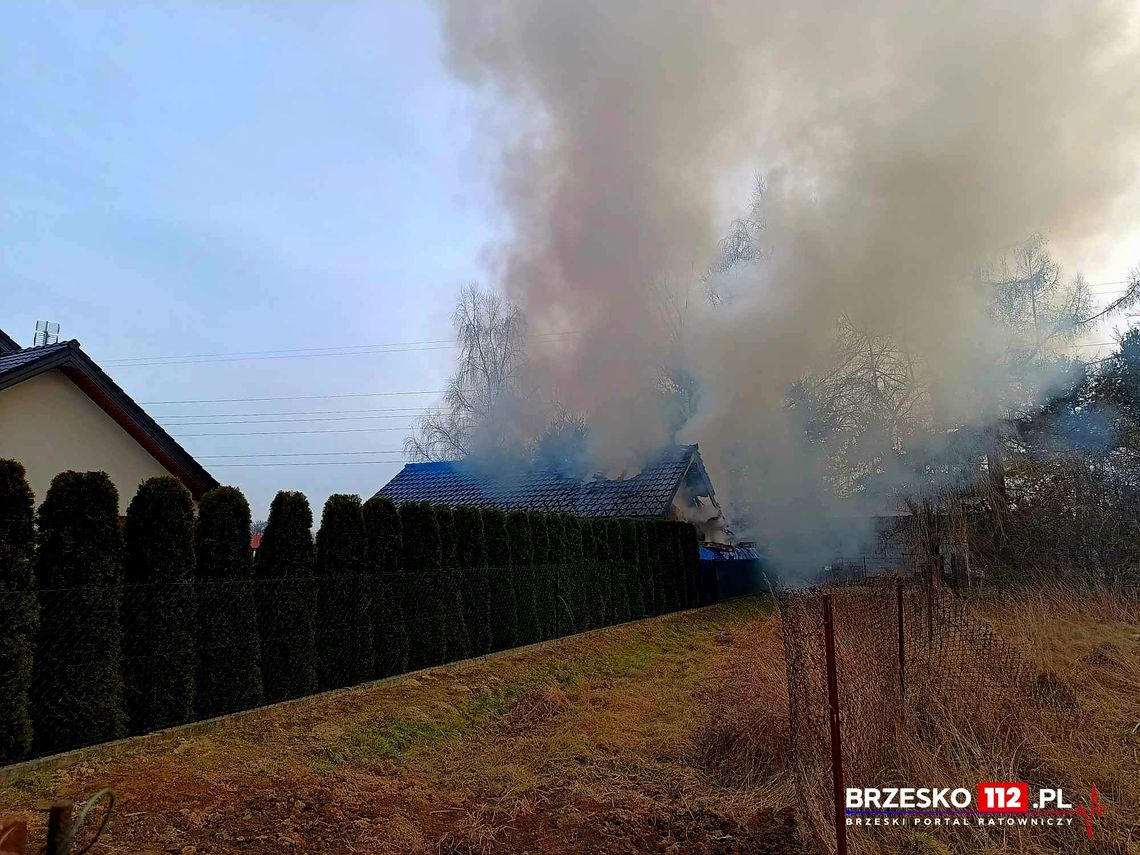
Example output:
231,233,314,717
0,369,171,513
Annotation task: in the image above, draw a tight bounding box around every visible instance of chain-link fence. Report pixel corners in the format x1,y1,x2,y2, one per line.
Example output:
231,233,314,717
14,559,688,765
778,575,1078,854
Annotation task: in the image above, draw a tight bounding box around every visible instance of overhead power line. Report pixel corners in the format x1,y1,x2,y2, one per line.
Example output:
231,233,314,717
208,460,410,467
159,405,431,418
197,450,406,459
141,389,446,405
161,413,421,426
172,426,414,437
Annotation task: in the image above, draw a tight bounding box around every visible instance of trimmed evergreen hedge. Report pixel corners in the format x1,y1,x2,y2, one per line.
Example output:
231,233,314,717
637,521,657,616
194,485,263,718
604,518,630,623
454,505,492,655
123,476,197,733
679,522,702,608
33,471,126,753
399,502,446,668
0,460,38,762
256,491,318,702
527,512,551,640
434,506,471,661
507,511,540,645
315,494,373,689
481,508,518,651
363,496,409,677
619,519,645,619
560,514,587,632
544,513,567,637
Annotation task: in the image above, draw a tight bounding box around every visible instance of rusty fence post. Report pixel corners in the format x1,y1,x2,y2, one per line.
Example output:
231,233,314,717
896,581,906,706
44,801,72,855
821,594,848,855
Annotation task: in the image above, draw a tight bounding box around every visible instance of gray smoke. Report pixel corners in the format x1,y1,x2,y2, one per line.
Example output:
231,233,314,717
439,0,1140,566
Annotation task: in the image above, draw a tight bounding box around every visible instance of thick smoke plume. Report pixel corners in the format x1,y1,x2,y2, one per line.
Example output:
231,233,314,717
439,0,1140,566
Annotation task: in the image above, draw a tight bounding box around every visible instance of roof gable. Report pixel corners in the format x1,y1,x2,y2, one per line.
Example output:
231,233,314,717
0,328,22,354
375,444,701,518
0,340,218,499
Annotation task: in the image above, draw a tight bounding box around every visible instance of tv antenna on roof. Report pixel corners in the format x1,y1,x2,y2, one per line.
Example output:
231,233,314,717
33,320,60,347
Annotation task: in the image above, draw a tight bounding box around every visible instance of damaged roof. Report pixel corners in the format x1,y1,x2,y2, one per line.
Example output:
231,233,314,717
375,443,712,519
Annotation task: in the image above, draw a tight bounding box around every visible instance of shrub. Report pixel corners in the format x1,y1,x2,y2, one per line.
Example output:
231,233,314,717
399,502,446,668
679,522,702,608
0,459,37,762
544,513,567,637
363,496,409,677
637,521,658,615
256,491,318,702
194,486,263,718
561,515,588,632
604,518,630,624
435,506,471,662
507,511,540,645
619,519,645,618
655,520,681,612
481,508,517,650
33,471,125,753
591,517,612,626
527,513,551,640
315,494,373,689
454,505,492,655
122,477,197,733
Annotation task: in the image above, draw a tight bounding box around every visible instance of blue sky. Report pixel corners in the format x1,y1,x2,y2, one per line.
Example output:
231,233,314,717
1,2,498,518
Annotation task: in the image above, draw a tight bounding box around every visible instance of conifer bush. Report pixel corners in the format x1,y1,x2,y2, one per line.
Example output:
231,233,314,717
33,471,125,753
363,496,409,677
122,477,197,733
545,513,568,637
654,520,681,612
315,494,373,689
561,514,588,632
454,505,492,655
194,486,263,719
481,508,518,650
619,518,645,619
256,491,318,702
604,518,630,624
435,506,471,662
680,522,702,607
507,511,540,645
527,512,551,640
637,521,658,615
399,502,446,668
0,460,38,762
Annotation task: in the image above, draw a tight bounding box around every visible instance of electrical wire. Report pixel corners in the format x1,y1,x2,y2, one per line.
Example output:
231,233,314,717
196,450,406,458
172,426,414,437
141,389,446,405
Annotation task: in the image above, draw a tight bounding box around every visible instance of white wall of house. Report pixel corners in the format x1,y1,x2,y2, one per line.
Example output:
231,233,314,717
0,369,170,513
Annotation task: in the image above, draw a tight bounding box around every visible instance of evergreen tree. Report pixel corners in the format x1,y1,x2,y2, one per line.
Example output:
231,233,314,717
679,522,702,608
507,511,540,645
399,502,446,668
256,491,318,702
315,495,373,689
544,513,568,637
454,505,492,655
619,519,645,618
122,477,197,733
481,508,518,650
638,521,659,615
578,518,601,629
194,486,263,719
33,471,125,752
561,515,588,632
0,460,38,762
604,518,630,624
435,506,471,662
527,512,551,640
363,496,409,677
652,519,674,611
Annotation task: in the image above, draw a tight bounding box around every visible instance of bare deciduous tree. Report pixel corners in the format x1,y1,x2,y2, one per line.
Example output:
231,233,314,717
405,284,528,461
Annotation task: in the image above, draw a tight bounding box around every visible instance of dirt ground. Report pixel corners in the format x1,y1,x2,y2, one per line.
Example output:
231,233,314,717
0,599,811,855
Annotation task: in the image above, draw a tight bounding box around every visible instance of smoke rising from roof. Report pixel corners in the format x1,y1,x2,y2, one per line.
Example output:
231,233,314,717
439,0,1140,566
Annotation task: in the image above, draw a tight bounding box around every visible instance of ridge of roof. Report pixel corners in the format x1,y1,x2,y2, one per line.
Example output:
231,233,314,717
0,339,218,499
0,328,22,354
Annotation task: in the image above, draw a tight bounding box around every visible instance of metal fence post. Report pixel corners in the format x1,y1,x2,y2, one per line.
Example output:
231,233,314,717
821,594,848,855
45,801,72,855
896,581,905,705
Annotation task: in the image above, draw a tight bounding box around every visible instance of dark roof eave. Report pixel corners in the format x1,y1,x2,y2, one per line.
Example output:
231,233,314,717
0,341,218,499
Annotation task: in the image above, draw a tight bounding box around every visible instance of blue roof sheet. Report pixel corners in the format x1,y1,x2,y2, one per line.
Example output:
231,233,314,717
375,444,700,518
